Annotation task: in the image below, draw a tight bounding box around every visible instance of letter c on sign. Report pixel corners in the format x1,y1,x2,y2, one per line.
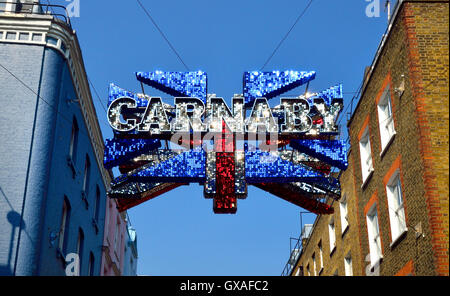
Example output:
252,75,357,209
107,97,138,132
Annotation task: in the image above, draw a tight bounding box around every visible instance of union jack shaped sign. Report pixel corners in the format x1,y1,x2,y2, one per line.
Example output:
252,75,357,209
104,70,347,214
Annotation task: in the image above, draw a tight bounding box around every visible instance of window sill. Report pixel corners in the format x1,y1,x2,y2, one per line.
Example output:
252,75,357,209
341,225,349,238
330,246,336,257
369,257,383,274
380,133,396,159
390,229,407,250
361,170,374,190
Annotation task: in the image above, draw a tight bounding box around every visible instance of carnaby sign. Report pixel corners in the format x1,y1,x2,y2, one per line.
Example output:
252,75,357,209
107,72,341,136
103,70,348,214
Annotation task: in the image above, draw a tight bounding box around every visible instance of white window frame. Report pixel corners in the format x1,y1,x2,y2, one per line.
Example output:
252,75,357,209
359,127,374,184
82,155,91,194
312,253,316,276
69,118,79,161
318,241,324,272
328,218,336,253
58,198,69,252
340,195,349,233
386,171,407,243
344,252,353,276
377,86,396,152
366,204,383,267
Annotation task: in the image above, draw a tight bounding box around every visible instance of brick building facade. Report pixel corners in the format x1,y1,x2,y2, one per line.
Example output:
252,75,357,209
289,0,448,276
291,150,364,276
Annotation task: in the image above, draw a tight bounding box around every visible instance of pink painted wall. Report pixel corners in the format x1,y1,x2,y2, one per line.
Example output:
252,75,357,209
100,198,128,276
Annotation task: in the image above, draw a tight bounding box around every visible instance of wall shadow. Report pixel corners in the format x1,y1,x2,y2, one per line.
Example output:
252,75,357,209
0,186,27,276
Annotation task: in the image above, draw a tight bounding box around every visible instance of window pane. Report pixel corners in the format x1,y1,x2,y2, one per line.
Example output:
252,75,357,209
359,129,373,182
378,87,395,150
395,177,403,206
373,214,380,234
367,208,382,265
397,207,406,232
59,198,70,253
46,36,58,46
329,220,336,251
318,242,323,269
69,119,79,162
387,174,407,241
340,200,349,232
6,32,16,40
83,156,91,193
345,255,353,276
312,254,316,276
19,32,29,41
386,92,393,117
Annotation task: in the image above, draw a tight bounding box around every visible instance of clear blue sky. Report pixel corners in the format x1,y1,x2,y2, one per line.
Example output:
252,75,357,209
65,0,392,275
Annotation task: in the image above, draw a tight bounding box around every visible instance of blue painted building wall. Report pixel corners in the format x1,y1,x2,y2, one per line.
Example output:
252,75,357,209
0,41,107,275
